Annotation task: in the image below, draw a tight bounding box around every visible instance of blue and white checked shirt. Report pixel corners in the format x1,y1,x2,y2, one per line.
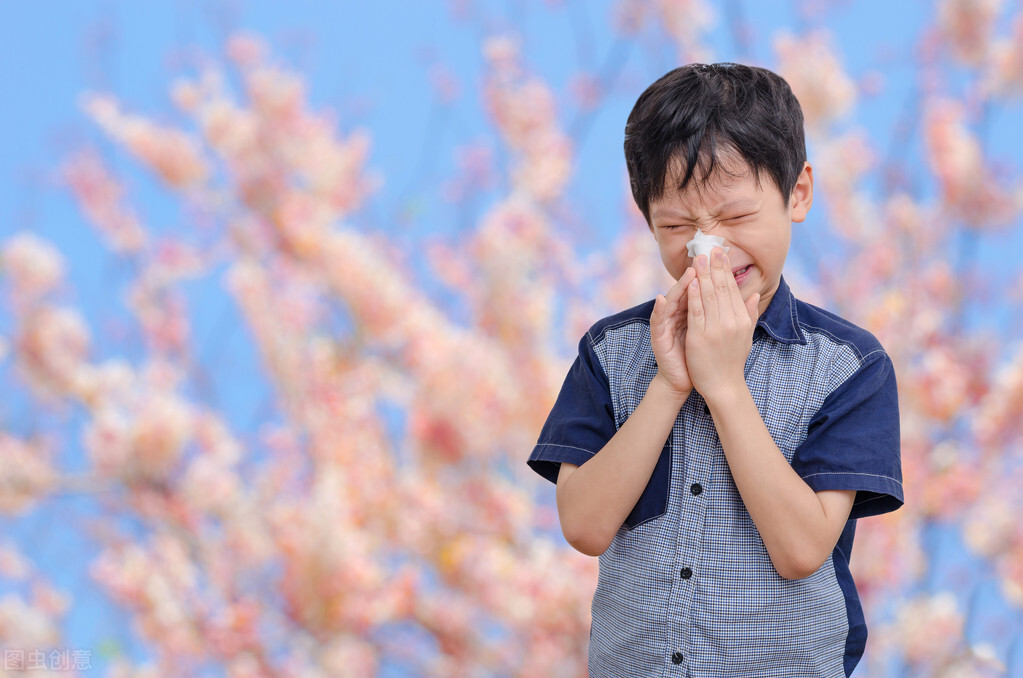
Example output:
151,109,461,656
528,277,903,678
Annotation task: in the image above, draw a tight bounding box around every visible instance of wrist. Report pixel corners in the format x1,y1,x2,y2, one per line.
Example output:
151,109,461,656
701,377,750,412
651,372,692,404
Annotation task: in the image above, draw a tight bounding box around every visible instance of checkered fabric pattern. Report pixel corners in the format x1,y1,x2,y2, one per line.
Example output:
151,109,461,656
529,277,903,678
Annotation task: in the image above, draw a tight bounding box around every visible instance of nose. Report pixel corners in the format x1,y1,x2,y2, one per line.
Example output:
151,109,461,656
686,228,730,259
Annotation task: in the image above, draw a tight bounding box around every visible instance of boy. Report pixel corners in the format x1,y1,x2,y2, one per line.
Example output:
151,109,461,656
527,63,903,677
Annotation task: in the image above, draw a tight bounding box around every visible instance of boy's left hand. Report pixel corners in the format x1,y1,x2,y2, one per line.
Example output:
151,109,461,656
685,247,761,403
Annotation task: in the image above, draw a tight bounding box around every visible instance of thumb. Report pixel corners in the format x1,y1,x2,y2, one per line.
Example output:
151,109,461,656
651,294,666,331
745,293,761,323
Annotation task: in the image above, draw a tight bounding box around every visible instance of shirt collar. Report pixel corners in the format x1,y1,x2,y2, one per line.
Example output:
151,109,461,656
755,276,805,345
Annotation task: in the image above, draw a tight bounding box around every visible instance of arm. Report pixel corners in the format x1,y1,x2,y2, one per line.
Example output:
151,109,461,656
556,268,697,557
686,248,854,579
557,375,687,556
706,386,855,579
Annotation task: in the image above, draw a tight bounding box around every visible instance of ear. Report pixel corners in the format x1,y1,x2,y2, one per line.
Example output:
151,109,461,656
789,162,814,223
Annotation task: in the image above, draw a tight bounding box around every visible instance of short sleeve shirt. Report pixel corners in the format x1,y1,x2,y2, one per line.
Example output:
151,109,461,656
528,277,903,678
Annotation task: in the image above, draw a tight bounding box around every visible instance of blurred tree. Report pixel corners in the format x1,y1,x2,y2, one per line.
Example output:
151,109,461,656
1,1,1022,677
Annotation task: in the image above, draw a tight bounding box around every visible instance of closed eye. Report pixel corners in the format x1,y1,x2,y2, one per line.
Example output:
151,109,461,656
725,213,755,222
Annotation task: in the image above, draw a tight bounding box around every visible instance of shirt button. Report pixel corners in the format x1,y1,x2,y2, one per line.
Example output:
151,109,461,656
680,567,693,579
690,482,703,496
672,651,684,664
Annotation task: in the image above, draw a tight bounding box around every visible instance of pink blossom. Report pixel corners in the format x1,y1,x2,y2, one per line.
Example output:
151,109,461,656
963,492,1017,557
482,35,521,73
4,20,1020,677
597,222,675,313
887,592,964,666
655,0,716,63
100,659,161,678
441,142,496,202
0,435,56,515
775,31,856,131
81,93,210,188
974,343,1023,445
246,66,306,126
225,654,263,678
937,0,1004,66
0,542,31,579
0,592,61,646
912,344,986,422
60,147,148,254
127,277,191,356
483,39,573,201
292,127,377,219
1,232,65,307
486,75,555,149
849,511,924,602
83,391,194,483
199,99,260,155
31,581,71,618
982,13,1023,97
813,132,879,240
512,131,573,202
90,538,204,655
14,305,91,401
318,636,378,678
924,98,1018,227
226,31,267,68
268,189,334,258
170,77,201,113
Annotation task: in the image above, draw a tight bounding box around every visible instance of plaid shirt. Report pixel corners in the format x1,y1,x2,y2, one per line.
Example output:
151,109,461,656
529,277,903,678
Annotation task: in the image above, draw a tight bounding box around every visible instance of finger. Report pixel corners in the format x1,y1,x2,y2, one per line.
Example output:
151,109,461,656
663,267,695,323
674,267,696,310
651,293,664,326
665,274,687,309
651,293,671,333
650,294,674,349
695,253,716,317
716,249,747,318
687,275,705,331
709,247,736,320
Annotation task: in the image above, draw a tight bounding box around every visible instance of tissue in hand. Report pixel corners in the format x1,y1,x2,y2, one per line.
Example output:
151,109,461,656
686,229,729,259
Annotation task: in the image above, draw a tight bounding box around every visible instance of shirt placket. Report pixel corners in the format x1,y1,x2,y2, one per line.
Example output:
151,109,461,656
662,394,714,676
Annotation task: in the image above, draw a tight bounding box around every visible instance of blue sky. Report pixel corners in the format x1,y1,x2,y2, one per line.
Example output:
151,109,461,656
2,1,1022,675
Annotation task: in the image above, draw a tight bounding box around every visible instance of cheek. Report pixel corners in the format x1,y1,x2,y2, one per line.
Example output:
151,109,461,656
656,235,691,267
659,250,682,278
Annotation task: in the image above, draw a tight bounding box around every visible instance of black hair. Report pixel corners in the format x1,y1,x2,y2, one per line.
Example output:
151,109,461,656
624,63,807,222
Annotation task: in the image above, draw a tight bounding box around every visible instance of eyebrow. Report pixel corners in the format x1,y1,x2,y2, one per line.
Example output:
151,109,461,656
651,200,760,222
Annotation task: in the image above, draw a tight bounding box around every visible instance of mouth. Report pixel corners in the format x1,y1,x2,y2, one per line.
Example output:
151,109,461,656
732,264,753,284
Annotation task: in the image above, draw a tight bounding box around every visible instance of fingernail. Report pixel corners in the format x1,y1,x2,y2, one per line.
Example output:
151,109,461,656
690,278,699,289
713,248,724,262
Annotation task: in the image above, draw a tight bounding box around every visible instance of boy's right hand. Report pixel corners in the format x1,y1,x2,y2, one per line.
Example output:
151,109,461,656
650,267,697,398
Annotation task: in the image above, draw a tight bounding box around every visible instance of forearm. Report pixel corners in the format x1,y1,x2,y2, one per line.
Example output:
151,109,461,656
706,383,852,579
557,375,689,556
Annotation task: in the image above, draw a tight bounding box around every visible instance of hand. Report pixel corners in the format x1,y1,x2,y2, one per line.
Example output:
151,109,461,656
685,247,761,403
649,267,697,397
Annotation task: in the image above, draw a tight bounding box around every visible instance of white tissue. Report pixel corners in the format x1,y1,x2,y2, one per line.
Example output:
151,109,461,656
686,229,729,259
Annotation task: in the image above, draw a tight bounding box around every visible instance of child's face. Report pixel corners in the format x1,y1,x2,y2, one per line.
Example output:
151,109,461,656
647,156,813,316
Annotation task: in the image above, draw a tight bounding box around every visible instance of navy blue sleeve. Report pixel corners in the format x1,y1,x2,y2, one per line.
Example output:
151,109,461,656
790,352,904,519
527,332,617,484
